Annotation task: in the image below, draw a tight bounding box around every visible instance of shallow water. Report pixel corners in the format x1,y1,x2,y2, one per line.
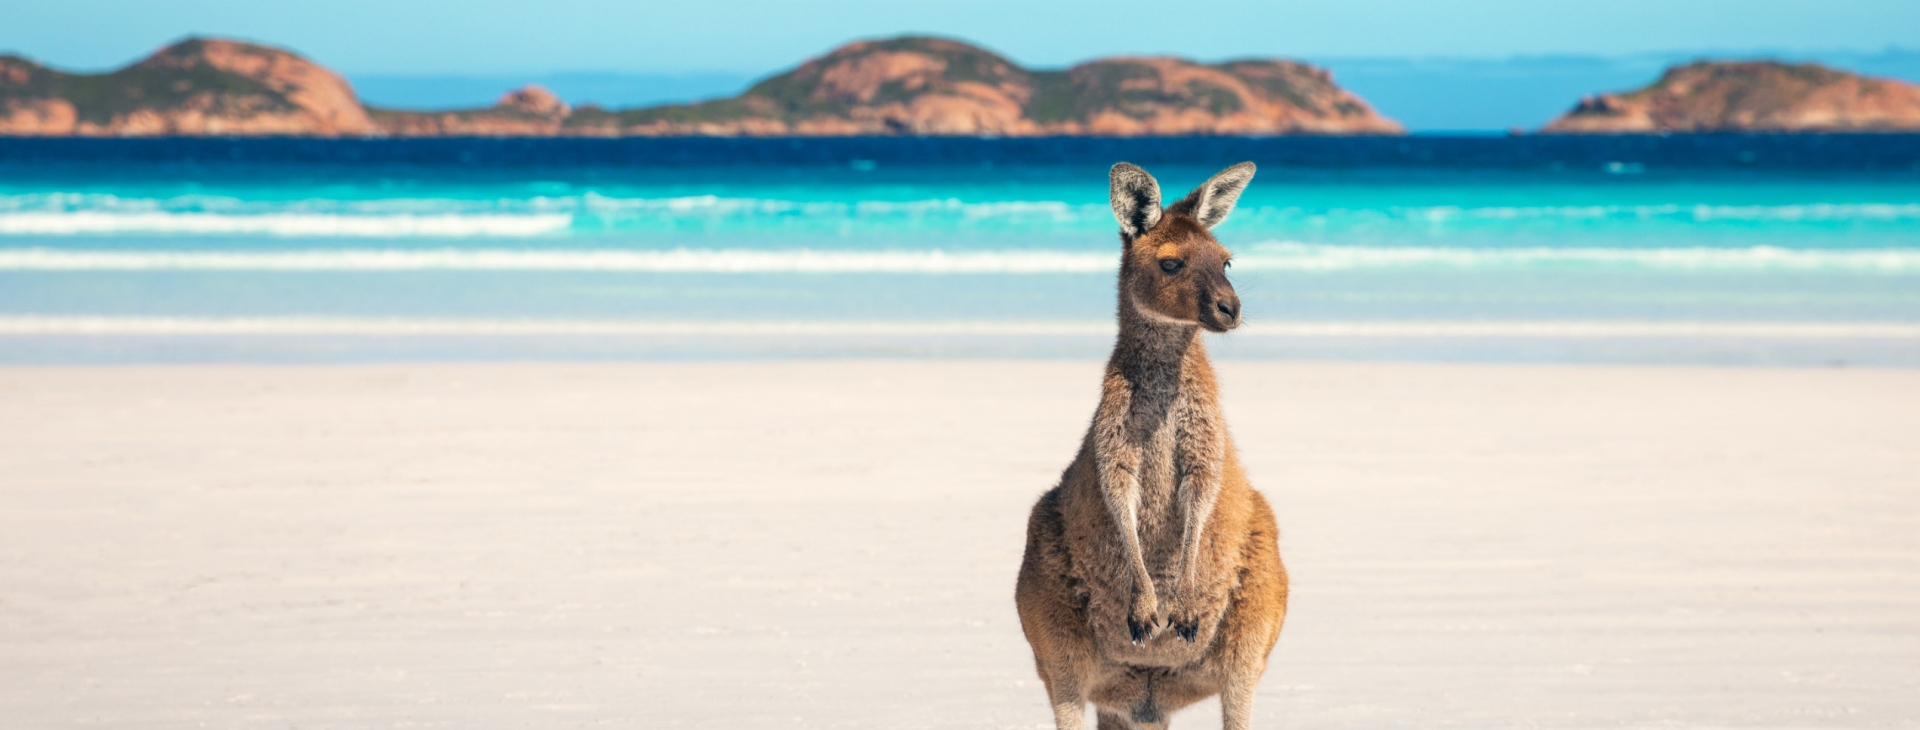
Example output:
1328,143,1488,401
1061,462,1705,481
2,136,1917,363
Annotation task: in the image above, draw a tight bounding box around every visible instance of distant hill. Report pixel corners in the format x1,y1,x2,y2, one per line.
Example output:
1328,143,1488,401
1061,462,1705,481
0,36,1399,137
340,50,1920,133
0,38,374,135
563,36,1401,136
1542,60,1920,133
1317,49,1920,132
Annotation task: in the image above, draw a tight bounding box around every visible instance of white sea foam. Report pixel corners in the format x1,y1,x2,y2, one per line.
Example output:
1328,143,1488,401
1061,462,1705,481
574,194,1090,218
0,316,1113,336
1238,242,1920,272
1,316,1915,339
1397,203,1920,222
0,248,1114,272
6,194,1919,235
0,213,574,237
2,245,1918,273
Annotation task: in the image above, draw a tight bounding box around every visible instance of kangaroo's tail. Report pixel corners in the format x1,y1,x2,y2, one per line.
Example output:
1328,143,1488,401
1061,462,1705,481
1127,667,1166,728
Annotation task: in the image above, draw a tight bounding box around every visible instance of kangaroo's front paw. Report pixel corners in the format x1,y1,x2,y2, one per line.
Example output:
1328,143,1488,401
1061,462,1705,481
1126,592,1160,644
1161,593,1200,643
1168,613,1201,643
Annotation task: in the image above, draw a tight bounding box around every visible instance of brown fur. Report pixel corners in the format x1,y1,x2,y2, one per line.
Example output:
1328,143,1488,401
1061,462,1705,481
1016,162,1288,730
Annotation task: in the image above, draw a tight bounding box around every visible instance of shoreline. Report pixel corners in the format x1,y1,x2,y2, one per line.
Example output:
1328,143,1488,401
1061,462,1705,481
6,315,1920,337
3,322,1917,366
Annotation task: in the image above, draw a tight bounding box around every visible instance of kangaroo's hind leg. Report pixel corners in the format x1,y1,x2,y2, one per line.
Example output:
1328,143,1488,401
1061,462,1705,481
1219,672,1260,730
1040,667,1089,730
1215,492,1289,730
1018,490,1100,730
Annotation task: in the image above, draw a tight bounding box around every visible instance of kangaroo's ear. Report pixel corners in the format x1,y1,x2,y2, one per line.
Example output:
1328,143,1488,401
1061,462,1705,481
1168,161,1256,229
1109,162,1162,238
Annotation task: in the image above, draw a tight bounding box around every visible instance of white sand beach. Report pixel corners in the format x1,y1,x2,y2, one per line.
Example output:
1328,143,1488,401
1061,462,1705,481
2,360,1917,728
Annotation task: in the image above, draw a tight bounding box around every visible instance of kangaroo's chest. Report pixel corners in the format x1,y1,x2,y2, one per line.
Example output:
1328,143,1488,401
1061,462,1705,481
1126,388,1206,542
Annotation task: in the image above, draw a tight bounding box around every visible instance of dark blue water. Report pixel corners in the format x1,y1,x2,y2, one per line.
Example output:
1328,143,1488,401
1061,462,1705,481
6,134,1920,172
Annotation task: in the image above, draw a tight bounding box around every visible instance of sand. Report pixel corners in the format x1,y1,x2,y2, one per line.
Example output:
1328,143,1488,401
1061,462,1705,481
1,360,1916,729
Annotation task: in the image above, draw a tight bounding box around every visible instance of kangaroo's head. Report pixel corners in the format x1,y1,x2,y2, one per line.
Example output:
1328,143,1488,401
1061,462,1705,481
1109,161,1255,333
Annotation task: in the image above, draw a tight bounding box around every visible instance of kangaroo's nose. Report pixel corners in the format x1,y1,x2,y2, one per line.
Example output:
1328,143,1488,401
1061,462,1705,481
1216,296,1240,322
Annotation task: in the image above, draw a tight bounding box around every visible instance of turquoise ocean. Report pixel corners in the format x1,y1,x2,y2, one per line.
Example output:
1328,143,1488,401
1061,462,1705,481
1,136,1917,363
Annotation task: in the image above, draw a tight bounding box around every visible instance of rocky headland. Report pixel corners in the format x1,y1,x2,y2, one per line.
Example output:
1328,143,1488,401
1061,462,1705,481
1,36,1401,137
0,38,373,136
1543,60,1920,133
566,36,1402,136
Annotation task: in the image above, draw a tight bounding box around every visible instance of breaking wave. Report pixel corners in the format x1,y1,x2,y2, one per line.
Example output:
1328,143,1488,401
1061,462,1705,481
571,194,1089,218
1388,203,1920,222
9,193,1920,239
0,212,573,237
2,244,1918,273
1237,242,1920,271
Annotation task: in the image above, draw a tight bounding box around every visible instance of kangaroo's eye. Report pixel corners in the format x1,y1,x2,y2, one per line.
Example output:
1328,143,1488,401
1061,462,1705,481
1224,258,1233,268
1159,259,1185,274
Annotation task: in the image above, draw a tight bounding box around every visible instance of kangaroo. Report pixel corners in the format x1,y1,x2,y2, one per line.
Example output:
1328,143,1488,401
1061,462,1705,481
1016,162,1288,730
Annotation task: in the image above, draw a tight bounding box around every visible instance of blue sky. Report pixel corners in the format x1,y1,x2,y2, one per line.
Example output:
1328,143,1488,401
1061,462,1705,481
5,0,1919,74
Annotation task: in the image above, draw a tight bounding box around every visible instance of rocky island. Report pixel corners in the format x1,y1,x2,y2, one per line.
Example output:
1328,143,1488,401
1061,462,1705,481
0,36,1400,137
0,38,374,136
1543,60,1920,133
562,36,1401,136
